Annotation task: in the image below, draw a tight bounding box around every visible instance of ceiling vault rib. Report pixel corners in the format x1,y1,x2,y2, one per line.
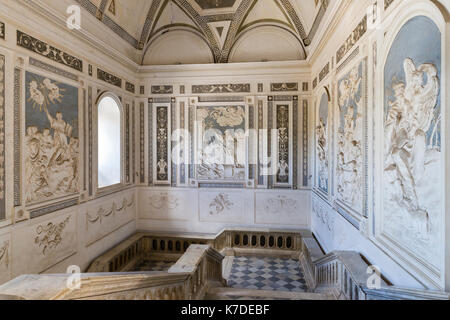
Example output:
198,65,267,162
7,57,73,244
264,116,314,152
74,0,139,48
172,0,221,62
138,0,163,50
306,0,329,46
277,0,308,45
219,0,254,63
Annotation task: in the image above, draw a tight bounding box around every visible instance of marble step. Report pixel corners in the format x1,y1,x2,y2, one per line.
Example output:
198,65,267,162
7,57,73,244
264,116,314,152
205,287,334,300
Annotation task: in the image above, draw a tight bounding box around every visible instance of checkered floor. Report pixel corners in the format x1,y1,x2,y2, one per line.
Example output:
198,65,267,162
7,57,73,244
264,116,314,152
134,260,174,272
227,256,308,292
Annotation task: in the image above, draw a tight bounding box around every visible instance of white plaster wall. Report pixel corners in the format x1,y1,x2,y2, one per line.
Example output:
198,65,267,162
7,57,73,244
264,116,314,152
137,187,310,234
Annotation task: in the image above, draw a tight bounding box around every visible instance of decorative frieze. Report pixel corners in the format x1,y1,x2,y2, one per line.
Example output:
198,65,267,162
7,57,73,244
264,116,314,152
271,83,299,92
14,68,21,207
192,84,250,94
336,15,367,64
17,30,83,72
313,78,318,90
29,57,78,81
125,82,135,93
151,85,173,95
97,68,122,88
0,55,4,219
0,22,5,39
30,199,78,219
319,62,330,82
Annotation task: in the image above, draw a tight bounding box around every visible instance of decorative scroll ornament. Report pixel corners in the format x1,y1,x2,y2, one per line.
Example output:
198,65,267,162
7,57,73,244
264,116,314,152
192,84,250,94
97,68,122,88
209,193,233,215
336,16,367,64
86,197,134,226
125,82,135,93
34,216,70,255
151,85,173,95
156,106,169,181
17,31,82,71
270,83,298,92
149,192,179,210
264,195,297,215
277,105,289,183
0,22,5,39
0,240,9,267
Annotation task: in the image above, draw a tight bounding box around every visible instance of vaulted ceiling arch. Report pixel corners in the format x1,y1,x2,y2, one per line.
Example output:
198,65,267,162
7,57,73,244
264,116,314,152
72,0,331,65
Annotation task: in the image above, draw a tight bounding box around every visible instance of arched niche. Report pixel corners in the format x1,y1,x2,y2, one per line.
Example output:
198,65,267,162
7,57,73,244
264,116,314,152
228,25,306,63
142,29,214,65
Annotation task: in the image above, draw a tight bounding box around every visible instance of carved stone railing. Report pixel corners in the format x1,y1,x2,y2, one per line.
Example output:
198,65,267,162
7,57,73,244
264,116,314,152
312,251,450,300
213,228,305,258
87,232,214,273
87,229,309,273
0,245,224,300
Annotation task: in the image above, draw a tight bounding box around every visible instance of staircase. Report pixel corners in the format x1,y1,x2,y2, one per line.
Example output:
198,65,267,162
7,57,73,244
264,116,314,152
206,287,333,300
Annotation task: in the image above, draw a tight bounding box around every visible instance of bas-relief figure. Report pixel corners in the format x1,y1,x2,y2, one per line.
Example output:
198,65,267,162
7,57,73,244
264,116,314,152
25,72,79,204
383,16,442,268
196,106,246,180
336,61,364,213
316,93,329,193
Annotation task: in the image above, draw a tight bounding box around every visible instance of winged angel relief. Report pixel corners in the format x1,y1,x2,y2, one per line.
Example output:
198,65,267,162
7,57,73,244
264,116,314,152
384,58,439,239
25,76,79,203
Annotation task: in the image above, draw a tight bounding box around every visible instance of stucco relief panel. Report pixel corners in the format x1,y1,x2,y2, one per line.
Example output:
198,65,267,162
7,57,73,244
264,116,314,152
255,191,309,226
335,60,366,216
140,189,196,221
84,191,135,246
12,211,77,275
198,191,248,223
24,71,79,205
382,16,442,270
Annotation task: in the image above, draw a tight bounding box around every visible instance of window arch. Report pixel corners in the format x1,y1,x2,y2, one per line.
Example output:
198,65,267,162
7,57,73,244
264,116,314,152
97,94,122,188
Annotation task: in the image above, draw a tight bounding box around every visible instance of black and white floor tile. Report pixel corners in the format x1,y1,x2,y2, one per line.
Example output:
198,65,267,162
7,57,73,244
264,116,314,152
227,256,308,292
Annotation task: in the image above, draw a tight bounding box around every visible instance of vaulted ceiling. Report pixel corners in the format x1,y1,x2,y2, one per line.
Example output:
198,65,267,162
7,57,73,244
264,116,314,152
73,0,331,65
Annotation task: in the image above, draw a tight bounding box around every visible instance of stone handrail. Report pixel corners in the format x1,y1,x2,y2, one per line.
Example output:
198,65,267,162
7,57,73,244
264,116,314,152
312,250,450,300
0,245,224,300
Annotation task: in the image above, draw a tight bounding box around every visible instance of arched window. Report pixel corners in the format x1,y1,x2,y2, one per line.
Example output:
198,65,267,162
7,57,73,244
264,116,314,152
97,95,122,188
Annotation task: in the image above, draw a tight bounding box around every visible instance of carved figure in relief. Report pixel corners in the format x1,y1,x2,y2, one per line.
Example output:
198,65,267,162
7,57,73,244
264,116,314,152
196,106,245,180
316,118,328,191
337,64,363,213
25,75,78,203
384,58,439,238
